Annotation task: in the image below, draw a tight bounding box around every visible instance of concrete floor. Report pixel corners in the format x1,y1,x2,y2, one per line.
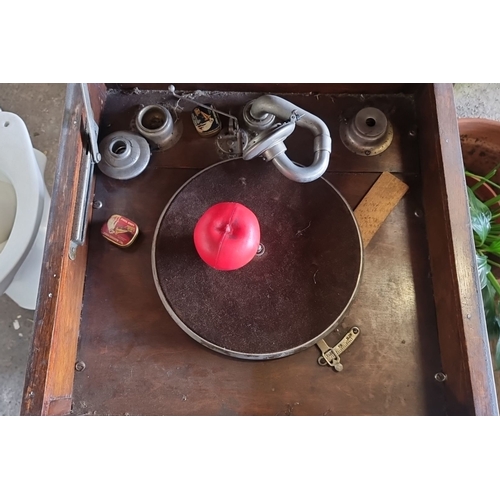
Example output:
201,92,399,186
0,84,65,416
454,83,500,121
0,83,499,416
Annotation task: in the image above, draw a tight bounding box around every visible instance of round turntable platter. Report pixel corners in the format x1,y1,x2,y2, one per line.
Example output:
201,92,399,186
152,159,363,359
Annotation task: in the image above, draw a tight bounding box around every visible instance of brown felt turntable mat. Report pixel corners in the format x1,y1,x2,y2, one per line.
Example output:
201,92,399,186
152,159,363,359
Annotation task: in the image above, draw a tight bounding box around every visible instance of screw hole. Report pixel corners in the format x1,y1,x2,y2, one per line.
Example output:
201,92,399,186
75,361,86,372
365,118,376,127
111,140,127,155
4,122,10,127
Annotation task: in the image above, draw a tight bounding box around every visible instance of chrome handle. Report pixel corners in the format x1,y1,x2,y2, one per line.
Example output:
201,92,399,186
69,150,94,260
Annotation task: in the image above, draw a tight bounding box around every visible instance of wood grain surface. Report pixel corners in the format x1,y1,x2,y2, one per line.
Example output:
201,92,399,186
112,83,416,94
21,84,107,416
98,91,419,174
70,167,445,415
67,88,451,415
354,172,409,248
24,84,497,415
416,84,498,415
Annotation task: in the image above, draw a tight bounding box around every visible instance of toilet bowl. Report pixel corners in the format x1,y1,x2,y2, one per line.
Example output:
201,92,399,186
0,111,51,310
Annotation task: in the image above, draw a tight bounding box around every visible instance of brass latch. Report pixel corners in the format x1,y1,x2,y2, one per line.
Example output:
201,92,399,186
316,326,360,372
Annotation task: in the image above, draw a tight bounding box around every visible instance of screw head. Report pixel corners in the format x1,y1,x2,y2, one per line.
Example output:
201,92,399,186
75,361,86,372
93,200,103,209
435,372,447,382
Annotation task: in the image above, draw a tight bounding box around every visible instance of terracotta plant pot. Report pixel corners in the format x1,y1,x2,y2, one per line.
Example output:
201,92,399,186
459,118,500,180
460,117,500,210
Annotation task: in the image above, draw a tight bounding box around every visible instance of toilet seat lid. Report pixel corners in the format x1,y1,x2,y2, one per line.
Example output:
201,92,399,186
0,112,44,286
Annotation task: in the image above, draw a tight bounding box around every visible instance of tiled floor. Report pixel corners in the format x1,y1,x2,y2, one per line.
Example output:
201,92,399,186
0,83,499,416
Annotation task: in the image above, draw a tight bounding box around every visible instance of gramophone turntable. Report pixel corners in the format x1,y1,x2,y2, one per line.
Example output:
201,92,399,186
23,84,494,416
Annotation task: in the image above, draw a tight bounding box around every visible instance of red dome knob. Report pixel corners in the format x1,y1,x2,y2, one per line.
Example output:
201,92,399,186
194,202,260,271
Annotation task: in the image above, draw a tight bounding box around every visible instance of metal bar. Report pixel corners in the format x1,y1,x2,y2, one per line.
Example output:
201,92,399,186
69,150,93,260
80,83,101,163
167,84,240,126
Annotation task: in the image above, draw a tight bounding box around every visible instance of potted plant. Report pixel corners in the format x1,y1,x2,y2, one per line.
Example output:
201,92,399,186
460,118,500,372
466,168,500,369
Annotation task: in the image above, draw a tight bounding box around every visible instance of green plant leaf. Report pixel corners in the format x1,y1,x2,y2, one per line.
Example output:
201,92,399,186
484,194,500,207
487,272,500,295
482,280,500,341
496,337,500,371
468,166,499,192
486,239,500,255
487,258,500,271
467,187,492,245
476,253,491,289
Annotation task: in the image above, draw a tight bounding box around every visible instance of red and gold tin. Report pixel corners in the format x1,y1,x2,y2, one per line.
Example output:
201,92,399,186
101,214,139,247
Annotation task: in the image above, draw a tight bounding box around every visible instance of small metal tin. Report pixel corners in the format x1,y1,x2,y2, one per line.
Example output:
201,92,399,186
101,214,139,247
191,105,222,137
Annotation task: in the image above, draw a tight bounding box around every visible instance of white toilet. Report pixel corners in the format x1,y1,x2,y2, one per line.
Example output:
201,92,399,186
0,110,51,310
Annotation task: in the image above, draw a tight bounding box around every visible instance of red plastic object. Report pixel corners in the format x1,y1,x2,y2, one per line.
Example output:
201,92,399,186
194,202,260,271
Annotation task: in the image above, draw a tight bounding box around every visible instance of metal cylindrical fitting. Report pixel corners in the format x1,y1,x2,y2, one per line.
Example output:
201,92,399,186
340,107,393,156
243,122,296,161
242,95,332,183
98,131,150,180
136,104,174,148
242,100,275,132
352,107,388,139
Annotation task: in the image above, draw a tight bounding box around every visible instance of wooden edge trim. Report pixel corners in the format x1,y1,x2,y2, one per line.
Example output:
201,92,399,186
108,83,416,94
21,84,106,416
417,83,498,415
